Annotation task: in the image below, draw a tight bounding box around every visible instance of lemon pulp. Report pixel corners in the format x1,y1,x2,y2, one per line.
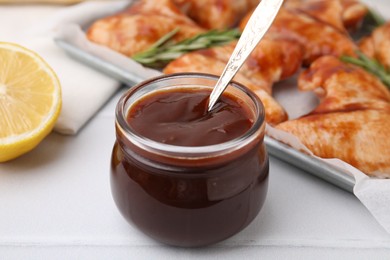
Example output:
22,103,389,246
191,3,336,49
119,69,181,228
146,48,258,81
0,42,62,162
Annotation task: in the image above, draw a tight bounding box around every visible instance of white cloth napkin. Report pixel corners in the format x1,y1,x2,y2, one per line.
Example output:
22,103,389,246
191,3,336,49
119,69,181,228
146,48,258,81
0,1,131,134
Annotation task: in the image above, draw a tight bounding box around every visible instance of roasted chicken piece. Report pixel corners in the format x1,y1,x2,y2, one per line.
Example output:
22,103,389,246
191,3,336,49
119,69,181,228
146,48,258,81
240,5,358,65
340,0,368,30
268,8,358,65
299,56,390,113
172,0,260,29
277,110,390,177
87,0,204,57
360,22,390,70
164,38,304,125
276,56,390,176
284,0,347,32
285,0,367,31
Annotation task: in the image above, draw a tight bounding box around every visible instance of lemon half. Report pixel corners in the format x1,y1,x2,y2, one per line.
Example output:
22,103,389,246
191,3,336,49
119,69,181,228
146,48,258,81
0,42,62,162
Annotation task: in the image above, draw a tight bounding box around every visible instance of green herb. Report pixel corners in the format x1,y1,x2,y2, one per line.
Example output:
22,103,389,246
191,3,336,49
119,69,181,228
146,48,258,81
341,51,390,88
132,28,241,68
353,8,386,40
366,8,386,27
355,9,386,35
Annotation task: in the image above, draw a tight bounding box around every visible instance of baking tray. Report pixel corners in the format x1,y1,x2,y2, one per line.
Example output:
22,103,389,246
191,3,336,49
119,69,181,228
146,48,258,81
55,39,356,193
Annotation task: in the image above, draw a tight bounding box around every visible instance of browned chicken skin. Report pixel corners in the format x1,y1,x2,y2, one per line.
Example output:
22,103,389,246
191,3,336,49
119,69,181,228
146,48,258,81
299,56,390,113
360,22,390,70
277,111,390,177
172,0,260,29
339,0,368,30
276,56,390,176
285,0,367,31
284,0,347,32
240,7,358,65
87,0,204,57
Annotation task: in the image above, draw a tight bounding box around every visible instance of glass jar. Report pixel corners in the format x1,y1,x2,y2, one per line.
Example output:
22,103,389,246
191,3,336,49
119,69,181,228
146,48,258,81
111,73,269,247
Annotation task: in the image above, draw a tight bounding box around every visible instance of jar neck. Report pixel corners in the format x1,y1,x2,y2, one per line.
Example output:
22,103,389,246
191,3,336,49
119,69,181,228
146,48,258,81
115,73,266,167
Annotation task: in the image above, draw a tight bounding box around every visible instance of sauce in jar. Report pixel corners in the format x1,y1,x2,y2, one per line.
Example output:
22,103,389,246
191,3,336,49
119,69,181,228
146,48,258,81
111,73,269,247
127,88,254,146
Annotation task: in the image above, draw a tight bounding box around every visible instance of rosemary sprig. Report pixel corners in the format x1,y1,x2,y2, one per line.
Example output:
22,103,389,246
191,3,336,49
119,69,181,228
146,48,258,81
366,8,386,27
359,8,386,36
132,28,241,68
353,8,386,40
341,51,390,88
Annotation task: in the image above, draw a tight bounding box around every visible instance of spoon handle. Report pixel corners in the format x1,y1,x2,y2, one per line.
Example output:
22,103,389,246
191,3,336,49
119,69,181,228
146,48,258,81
208,0,284,111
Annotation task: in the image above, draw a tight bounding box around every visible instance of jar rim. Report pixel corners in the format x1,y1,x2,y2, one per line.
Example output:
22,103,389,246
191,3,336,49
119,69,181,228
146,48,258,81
115,73,266,158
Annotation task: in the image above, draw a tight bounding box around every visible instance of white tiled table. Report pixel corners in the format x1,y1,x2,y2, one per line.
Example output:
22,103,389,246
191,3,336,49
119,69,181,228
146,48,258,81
1,89,390,259
1,1,390,259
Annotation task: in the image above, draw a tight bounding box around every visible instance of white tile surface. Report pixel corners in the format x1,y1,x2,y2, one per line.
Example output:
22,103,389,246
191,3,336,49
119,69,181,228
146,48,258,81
1,90,390,259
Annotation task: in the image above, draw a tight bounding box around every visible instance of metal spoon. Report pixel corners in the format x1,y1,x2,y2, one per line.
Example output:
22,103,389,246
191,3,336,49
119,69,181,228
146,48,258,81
207,0,284,111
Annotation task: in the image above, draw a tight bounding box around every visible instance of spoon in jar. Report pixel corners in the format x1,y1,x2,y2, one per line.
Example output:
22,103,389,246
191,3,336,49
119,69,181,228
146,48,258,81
207,0,284,111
